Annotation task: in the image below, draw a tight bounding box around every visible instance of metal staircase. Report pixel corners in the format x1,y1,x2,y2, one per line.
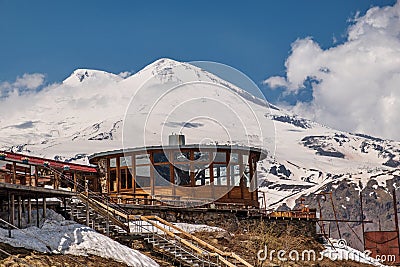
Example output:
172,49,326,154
47,165,253,267
65,193,130,239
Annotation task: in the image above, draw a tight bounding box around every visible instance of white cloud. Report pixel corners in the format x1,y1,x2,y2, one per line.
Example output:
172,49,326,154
0,73,45,97
13,73,45,90
264,1,400,140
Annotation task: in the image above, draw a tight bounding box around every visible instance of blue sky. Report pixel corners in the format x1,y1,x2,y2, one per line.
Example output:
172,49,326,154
0,0,396,104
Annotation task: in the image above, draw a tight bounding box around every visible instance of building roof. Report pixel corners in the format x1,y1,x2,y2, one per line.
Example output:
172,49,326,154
0,151,97,173
88,144,267,161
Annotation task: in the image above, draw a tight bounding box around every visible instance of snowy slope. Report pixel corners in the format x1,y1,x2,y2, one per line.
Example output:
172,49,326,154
0,209,158,267
0,58,399,212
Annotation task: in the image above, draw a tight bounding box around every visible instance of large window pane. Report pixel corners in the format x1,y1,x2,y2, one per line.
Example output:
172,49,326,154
121,169,127,189
194,164,210,185
242,154,250,187
230,164,240,186
110,170,117,191
174,164,190,185
110,158,117,168
154,152,168,163
135,154,150,165
213,164,227,185
154,165,171,186
120,156,132,167
127,170,133,189
213,152,226,162
230,153,239,163
174,152,190,162
194,152,210,162
135,165,150,188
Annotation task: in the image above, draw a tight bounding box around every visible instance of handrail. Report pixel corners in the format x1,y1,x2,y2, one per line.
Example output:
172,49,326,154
45,165,130,216
131,218,211,265
139,216,239,267
87,193,130,220
139,216,207,256
49,165,249,266
76,193,130,233
144,215,253,267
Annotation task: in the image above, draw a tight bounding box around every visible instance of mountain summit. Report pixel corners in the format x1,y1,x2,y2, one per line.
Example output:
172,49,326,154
0,59,399,236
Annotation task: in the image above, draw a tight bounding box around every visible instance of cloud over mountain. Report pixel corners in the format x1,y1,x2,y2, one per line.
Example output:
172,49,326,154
264,1,400,141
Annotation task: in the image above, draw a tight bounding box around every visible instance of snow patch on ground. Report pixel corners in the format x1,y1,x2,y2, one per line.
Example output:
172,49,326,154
129,220,225,235
0,209,158,267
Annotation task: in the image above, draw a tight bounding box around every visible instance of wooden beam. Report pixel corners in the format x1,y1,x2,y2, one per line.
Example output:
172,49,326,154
12,162,17,184
10,194,15,226
143,215,253,267
17,196,22,228
73,171,77,192
7,193,11,237
116,157,120,194
36,197,39,227
34,166,38,187
27,198,32,224
43,197,46,219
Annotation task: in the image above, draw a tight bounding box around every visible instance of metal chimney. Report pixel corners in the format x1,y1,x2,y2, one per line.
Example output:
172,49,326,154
169,133,185,146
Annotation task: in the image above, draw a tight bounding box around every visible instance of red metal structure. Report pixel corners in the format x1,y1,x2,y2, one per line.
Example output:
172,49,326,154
0,151,97,173
363,189,400,265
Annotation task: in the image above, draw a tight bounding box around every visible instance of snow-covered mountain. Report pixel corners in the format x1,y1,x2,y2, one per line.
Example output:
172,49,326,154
1,59,400,242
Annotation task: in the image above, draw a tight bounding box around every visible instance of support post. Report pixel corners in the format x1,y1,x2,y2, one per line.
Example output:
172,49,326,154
28,198,32,224
74,172,78,192
43,197,46,219
317,196,326,238
22,198,25,214
86,197,90,226
7,192,11,238
12,162,17,184
10,194,15,226
36,197,39,227
17,196,22,228
392,189,400,256
35,166,39,187
329,192,341,239
360,193,366,251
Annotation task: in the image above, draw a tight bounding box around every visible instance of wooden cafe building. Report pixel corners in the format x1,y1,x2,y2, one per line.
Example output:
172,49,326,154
89,139,264,208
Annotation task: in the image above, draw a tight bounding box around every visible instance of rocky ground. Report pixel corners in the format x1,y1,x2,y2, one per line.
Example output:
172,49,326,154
297,176,400,251
0,242,129,267
0,220,382,267
191,222,377,267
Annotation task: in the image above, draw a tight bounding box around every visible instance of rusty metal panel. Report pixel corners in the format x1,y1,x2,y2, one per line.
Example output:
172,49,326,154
365,231,400,264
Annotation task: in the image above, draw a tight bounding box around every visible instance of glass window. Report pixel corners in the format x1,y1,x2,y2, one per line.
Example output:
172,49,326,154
194,164,211,186
110,158,117,168
243,154,250,187
174,164,190,185
194,152,210,162
121,169,127,189
135,165,150,188
243,154,249,165
230,164,240,186
135,154,150,165
154,165,171,186
154,152,168,163
213,152,226,163
213,164,227,185
230,153,239,163
174,152,190,162
127,170,133,189
120,156,132,167
110,170,117,191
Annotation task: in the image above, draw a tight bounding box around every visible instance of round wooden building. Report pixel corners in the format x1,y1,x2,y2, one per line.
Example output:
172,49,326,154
89,143,264,208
